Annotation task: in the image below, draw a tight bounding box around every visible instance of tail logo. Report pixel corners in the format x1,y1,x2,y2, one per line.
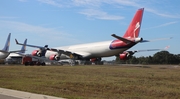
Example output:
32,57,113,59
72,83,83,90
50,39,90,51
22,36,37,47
135,22,140,32
4,41,10,51
134,22,140,38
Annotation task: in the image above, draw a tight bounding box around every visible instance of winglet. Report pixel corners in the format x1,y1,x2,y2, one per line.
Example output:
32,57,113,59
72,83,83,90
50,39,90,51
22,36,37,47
15,39,19,44
164,46,170,50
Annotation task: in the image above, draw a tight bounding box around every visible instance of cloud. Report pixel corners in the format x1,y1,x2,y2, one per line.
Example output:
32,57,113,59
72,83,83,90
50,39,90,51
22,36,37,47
0,20,76,43
0,20,60,34
72,0,102,7
111,0,180,18
38,0,62,7
37,0,73,7
37,0,125,20
143,21,178,30
79,9,124,20
146,8,180,18
37,0,180,19
157,21,178,27
0,20,86,46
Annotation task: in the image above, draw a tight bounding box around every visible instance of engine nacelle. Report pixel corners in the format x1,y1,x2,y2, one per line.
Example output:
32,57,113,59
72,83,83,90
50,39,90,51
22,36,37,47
90,58,101,62
90,58,103,65
90,58,96,62
49,54,60,61
32,50,42,57
119,51,134,60
119,53,128,60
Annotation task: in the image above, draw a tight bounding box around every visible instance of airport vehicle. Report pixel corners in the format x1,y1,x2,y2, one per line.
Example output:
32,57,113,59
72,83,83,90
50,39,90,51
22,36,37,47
15,8,169,65
21,55,46,66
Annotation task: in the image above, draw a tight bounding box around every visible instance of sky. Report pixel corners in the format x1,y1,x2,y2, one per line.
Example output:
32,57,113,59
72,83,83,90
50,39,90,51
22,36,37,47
0,0,180,61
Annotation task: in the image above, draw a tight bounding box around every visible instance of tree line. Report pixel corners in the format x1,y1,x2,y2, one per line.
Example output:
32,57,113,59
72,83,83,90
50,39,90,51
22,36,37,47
115,51,180,64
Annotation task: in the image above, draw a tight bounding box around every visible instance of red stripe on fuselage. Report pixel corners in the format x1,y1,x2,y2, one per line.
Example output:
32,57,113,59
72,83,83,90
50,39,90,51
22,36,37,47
109,39,136,49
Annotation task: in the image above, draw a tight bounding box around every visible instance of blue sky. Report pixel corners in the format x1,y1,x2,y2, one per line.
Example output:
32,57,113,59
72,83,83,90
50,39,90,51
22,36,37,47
0,0,180,60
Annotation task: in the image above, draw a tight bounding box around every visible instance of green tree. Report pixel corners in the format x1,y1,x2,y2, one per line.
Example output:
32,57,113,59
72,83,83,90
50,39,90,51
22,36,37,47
153,51,179,64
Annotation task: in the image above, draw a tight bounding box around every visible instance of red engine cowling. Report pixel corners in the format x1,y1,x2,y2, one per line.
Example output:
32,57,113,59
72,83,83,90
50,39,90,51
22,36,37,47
119,52,130,60
119,53,128,60
90,58,101,62
90,58,97,62
32,50,41,57
119,51,135,60
119,51,136,60
49,54,60,61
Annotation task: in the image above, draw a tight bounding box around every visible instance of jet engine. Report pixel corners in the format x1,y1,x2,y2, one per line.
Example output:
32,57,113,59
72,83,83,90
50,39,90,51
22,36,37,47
119,51,135,60
90,58,101,62
90,58,103,65
49,54,60,61
32,50,42,57
31,45,49,57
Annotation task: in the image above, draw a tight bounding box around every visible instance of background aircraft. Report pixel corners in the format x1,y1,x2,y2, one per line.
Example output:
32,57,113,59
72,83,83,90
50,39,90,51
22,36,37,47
0,33,27,64
5,39,27,64
0,33,11,59
15,8,169,65
0,33,26,59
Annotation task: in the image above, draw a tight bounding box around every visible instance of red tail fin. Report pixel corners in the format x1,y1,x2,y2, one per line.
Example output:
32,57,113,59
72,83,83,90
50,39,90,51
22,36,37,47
123,8,144,38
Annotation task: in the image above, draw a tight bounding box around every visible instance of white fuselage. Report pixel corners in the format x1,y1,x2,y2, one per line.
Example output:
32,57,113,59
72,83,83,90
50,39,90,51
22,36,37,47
6,53,22,59
44,40,133,59
0,52,10,59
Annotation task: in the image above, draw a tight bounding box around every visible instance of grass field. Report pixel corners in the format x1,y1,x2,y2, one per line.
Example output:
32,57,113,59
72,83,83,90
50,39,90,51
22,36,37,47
0,65,180,99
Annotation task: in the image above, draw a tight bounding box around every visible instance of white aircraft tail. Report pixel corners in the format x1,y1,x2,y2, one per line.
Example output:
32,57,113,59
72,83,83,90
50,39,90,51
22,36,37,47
2,33,11,52
15,39,27,54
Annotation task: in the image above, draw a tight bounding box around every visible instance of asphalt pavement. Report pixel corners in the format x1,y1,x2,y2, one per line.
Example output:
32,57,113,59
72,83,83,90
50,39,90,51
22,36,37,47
0,88,65,99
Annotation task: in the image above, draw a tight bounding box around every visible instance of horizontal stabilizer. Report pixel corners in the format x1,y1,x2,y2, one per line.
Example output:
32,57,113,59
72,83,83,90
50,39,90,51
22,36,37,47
111,34,134,44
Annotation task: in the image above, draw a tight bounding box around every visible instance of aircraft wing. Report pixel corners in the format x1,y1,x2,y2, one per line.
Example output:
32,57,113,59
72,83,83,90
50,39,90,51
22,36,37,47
9,50,26,53
127,46,170,55
15,39,85,59
0,50,25,54
50,48,89,59
15,39,48,49
140,37,173,43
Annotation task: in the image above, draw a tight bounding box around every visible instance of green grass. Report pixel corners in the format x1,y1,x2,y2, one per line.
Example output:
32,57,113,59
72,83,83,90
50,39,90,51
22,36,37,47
0,65,180,99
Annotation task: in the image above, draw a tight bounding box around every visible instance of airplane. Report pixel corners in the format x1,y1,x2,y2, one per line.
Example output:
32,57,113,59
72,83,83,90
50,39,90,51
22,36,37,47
5,39,27,64
0,33,27,64
0,33,11,59
0,33,26,59
15,8,170,65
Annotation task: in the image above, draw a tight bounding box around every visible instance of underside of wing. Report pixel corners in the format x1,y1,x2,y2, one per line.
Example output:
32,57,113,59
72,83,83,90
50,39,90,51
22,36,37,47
50,48,91,59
